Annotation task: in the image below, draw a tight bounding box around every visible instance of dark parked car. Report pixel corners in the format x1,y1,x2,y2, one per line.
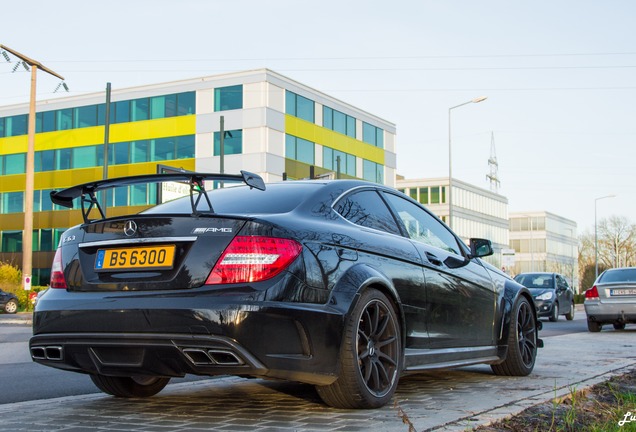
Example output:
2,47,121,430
514,272,575,322
585,267,636,332
1,289,18,314
31,172,541,408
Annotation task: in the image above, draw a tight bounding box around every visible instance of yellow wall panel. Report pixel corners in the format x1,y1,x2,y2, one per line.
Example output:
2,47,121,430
0,135,27,155
0,115,196,155
285,115,385,165
110,116,195,143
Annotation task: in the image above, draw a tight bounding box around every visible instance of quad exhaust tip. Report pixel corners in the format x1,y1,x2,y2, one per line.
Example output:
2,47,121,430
31,346,63,361
182,348,244,366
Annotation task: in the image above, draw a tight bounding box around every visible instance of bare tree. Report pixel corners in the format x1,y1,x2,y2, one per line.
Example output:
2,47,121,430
577,216,636,290
597,215,636,269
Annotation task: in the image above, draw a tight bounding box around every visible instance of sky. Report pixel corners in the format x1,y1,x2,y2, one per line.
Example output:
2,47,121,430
1,0,634,233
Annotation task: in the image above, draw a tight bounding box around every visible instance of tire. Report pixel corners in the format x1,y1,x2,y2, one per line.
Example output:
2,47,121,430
613,322,626,330
549,302,559,322
491,295,537,376
565,303,575,321
4,299,18,314
316,289,401,409
90,375,170,398
587,320,602,332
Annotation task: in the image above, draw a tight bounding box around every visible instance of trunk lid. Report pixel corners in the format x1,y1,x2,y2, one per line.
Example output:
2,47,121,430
63,215,247,291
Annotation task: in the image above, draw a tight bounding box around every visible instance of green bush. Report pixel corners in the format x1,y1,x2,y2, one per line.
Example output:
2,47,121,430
0,261,21,286
0,261,47,312
574,293,586,304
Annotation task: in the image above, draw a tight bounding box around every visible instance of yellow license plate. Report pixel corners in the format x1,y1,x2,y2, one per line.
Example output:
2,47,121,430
95,245,176,271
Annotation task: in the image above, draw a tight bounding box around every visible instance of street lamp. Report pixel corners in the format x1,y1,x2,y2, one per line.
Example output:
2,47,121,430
448,96,487,229
595,194,616,279
0,45,65,291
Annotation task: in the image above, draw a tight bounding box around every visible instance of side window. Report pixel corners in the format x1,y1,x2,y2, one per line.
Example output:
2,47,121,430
383,192,461,255
334,190,400,236
557,275,568,290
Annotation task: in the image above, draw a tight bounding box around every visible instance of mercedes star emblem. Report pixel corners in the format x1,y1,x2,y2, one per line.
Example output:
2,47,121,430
123,220,138,237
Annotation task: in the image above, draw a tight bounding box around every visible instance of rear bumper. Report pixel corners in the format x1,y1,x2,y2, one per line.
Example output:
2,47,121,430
584,302,636,324
30,293,345,386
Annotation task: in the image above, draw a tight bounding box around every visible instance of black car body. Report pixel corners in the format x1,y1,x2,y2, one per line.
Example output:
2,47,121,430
514,272,575,322
31,172,541,408
0,289,18,314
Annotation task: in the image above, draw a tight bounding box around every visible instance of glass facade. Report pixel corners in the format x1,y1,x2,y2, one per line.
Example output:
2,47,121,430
1,153,26,175
362,122,384,148
285,91,314,123
362,159,384,184
323,106,356,138
323,147,356,176
0,92,195,137
285,134,314,165
213,130,243,156
509,213,578,287
214,85,243,111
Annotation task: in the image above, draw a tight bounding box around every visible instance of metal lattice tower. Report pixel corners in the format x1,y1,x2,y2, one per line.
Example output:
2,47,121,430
486,131,500,193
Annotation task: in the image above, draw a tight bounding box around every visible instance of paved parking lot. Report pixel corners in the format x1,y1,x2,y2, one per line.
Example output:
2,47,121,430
1,322,635,431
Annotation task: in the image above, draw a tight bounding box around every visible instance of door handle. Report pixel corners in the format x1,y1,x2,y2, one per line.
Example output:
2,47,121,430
426,252,443,267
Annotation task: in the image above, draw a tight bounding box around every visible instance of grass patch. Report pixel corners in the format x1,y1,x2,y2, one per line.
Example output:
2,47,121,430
477,369,636,431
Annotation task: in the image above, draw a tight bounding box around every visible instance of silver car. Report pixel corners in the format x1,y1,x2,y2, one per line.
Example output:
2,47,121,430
584,267,636,332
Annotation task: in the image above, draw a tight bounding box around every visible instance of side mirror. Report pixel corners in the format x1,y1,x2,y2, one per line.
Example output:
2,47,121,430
470,238,493,258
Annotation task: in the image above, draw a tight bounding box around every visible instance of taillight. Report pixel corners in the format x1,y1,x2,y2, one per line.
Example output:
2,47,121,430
206,236,302,284
50,248,68,289
585,285,599,300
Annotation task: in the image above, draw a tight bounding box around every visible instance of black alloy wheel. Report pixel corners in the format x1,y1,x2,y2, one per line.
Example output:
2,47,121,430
492,295,537,376
316,289,401,408
613,322,626,330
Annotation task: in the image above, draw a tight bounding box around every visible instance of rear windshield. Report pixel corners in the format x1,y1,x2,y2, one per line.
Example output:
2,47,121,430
142,182,322,215
599,268,636,283
514,274,554,289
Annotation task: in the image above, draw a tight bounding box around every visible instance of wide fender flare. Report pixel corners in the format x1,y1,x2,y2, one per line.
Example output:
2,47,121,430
498,281,540,345
329,263,406,345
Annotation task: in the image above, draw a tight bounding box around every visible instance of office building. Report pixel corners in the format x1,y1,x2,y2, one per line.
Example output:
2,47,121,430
509,211,578,290
0,69,397,284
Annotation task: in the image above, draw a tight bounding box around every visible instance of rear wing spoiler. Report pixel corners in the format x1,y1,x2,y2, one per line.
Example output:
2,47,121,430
50,171,266,224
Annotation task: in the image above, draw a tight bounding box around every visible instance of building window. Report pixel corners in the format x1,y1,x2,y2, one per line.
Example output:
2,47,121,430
362,160,384,184
285,134,314,165
3,92,195,136
1,231,22,253
286,91,314,123
0,114,27,137
55,148,72,170
177,92,195,115
131,98,150,121
323,147,356,176
214,130,243,156
430,186,440,204
418,187,429,205
323,106,355,138
362,122,384,148
409,188,417,201
214,85,242,111
36,111,56,133
4,153,26,175
1,191,23,213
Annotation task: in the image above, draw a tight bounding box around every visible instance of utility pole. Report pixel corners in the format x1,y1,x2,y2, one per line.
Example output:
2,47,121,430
102,82,112,214
0,45,65,290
